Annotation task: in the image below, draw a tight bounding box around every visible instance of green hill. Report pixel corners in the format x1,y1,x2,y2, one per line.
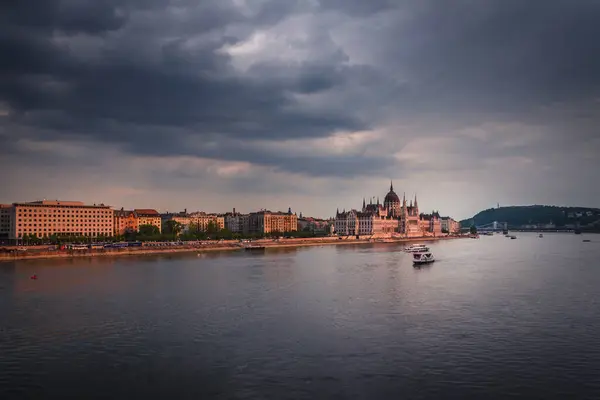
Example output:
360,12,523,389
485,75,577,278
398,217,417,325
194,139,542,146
460,205,600,228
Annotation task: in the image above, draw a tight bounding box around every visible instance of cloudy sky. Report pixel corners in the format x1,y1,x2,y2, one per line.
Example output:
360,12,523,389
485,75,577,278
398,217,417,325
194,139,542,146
1,0,599,219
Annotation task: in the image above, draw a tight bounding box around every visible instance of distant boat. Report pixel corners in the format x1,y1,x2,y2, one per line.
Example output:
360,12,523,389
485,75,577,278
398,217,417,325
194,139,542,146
244,245,266,251
574,229,582,235
413,252,435,265
539,234,543,238
510,236,517,239
583,239,591,243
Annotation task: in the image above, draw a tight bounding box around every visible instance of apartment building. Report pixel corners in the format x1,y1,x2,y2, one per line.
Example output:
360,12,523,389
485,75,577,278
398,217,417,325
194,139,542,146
0,204,13,241
161,211,193,233
134,209,162,233
114,209,139,236
9,200,113,239
248,210,298,234
188,212,225,232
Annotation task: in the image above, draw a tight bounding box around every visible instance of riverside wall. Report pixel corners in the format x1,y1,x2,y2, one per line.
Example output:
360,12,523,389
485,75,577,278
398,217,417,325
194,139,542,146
0,235,465,262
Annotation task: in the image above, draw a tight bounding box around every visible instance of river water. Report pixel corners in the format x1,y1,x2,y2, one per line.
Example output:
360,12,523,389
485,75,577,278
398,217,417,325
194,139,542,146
1,233,600,399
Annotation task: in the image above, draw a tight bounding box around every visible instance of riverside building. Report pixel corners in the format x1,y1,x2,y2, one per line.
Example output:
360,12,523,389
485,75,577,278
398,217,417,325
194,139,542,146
134,209,162,233
247,209,298,234
8,200,113,240
335,182,454,238
0,204,12,242
114,209,139,236
188,212,225,232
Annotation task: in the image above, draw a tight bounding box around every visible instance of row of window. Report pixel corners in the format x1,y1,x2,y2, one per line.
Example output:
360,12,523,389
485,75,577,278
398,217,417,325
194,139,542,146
17,228,112,234
18,219,109,223
18,210,111,214
18,224,111,227
20,232,111,237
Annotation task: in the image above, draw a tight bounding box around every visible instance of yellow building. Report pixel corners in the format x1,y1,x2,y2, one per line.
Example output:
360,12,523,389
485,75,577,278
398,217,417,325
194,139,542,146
9,200,113,239
188,212,225,232
161,211,193,233
248,210,298,234
134,209,162,233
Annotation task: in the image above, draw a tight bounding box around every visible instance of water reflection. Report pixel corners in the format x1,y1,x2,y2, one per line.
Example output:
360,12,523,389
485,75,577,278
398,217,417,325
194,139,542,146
2,233,600,399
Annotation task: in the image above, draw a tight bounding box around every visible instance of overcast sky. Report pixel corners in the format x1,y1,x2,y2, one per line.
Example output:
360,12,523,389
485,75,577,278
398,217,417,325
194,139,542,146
1,0,599,219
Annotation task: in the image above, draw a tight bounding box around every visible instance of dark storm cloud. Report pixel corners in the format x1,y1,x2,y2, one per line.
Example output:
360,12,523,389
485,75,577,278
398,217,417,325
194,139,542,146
1,0,600,182
318,0,395,16
1,0,128,34
385,0,600,115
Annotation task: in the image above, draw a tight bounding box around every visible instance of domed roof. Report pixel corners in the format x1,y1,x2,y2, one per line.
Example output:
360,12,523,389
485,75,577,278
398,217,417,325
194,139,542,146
384,181,400,204
384,191,400,204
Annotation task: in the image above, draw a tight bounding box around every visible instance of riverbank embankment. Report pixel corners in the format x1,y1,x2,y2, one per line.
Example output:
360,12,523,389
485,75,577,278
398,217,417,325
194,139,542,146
0,236,465,262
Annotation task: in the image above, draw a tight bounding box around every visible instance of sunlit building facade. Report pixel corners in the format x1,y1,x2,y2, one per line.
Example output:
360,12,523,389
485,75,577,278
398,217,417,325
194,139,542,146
134,209,162,233
9,200,113,239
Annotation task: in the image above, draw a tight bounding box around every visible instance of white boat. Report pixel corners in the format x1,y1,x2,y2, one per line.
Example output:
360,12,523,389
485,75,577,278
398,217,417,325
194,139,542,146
404,243,430,253
413,252,435,265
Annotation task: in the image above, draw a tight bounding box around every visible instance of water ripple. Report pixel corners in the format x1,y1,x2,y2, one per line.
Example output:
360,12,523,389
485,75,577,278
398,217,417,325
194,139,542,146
1,233,600,399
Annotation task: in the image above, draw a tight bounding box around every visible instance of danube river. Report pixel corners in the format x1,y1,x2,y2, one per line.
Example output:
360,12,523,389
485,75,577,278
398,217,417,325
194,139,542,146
1,233,600,399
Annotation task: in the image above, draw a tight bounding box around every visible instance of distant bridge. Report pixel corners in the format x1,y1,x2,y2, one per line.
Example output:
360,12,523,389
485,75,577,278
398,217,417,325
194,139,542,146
475,221,508,232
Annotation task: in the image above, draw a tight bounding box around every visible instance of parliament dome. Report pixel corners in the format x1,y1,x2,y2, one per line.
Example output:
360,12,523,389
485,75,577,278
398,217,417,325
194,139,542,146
384,181,400,204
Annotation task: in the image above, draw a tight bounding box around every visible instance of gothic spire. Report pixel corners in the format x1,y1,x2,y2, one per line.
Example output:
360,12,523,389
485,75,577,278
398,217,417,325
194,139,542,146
362,198,366,210
414,194,418,209
390,180,394,192
377,196,380,205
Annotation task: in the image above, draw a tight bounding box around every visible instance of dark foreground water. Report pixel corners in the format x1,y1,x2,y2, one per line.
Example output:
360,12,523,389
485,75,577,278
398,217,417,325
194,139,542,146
1,234,600,399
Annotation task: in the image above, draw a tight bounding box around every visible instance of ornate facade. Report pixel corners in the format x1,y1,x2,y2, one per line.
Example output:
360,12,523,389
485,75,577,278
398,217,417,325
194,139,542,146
335,182,447,238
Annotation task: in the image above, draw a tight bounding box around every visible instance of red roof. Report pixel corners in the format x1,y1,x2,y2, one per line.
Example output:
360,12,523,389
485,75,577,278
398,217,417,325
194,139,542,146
134,209,160,216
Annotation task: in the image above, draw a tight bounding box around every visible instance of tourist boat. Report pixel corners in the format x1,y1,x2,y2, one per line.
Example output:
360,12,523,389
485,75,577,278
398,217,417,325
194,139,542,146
404,244,429,253
539,234,543,238
413,252,435,265
510,236,517,239
583,239,591,243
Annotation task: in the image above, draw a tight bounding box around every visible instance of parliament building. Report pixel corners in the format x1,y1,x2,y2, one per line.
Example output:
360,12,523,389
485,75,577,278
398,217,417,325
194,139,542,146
334,182,445,238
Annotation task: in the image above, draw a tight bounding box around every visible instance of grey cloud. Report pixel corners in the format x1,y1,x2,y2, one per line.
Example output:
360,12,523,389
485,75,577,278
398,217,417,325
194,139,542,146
1,0,600,215
318,0,395,16
383,0,600,116
1,0,372,158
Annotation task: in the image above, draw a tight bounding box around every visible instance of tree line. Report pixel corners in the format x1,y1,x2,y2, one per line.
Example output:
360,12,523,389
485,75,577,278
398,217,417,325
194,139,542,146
16,221,328,245
461,205,600,228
